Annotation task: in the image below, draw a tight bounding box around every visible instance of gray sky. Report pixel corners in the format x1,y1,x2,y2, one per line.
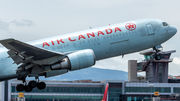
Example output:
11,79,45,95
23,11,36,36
0,0,180,75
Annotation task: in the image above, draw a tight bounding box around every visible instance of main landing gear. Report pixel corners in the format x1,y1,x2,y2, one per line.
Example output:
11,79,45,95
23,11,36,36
16,77,46,92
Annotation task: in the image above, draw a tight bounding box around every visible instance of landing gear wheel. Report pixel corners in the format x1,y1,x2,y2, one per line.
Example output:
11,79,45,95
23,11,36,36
16,84,24,91
155,54,161,60
28,80,37,88
24,85,33,92
153,46,162,60
37,82,46,90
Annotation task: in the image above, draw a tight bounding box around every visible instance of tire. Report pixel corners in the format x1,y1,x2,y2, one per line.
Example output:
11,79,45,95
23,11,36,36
28,80,37,88
24,85,33,92
37,82,46,90
16,84,24,91
155,55,161,60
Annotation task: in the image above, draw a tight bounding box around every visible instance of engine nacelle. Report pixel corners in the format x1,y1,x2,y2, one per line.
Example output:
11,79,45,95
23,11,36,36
51,58,70,70
50,49,96,71
68,49,96,71
45,69,68,78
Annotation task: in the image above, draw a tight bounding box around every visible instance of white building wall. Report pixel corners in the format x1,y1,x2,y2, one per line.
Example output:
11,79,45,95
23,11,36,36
0,81,4,101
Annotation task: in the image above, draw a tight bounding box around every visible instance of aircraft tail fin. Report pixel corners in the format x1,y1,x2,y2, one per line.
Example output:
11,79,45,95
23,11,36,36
102,83,109,101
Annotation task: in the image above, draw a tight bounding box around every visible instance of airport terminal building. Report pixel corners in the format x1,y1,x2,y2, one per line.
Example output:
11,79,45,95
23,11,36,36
0,79,179,101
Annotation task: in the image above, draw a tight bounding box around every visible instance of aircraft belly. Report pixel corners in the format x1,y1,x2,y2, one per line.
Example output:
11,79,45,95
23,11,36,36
94,46,110,60
109,40,130,56
90,41,110,60
131,34,164,53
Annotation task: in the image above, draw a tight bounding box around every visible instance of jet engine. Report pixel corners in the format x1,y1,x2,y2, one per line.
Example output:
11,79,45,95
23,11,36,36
50,49,96,71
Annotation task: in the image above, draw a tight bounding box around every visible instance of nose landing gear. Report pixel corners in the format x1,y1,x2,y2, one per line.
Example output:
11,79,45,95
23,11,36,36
153,46,162,60
154,54,162,60
16,77,46,92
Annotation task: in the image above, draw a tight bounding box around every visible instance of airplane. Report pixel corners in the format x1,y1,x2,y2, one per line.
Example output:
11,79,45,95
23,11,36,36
0,19,177,92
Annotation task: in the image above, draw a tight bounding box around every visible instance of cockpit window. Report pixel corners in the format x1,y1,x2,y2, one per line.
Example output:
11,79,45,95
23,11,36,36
162,22,168,26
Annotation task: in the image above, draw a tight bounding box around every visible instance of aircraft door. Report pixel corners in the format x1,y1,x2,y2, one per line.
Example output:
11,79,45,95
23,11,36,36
146,24,154,35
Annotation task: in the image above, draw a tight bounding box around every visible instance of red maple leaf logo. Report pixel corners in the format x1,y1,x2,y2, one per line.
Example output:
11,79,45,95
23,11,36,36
125,23,136,31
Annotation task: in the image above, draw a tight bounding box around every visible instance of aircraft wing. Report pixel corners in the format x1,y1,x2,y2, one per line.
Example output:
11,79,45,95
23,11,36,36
0,38,65,65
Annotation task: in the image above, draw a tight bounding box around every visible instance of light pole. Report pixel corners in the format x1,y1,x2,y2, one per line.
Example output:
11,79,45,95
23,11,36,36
149,84,154,101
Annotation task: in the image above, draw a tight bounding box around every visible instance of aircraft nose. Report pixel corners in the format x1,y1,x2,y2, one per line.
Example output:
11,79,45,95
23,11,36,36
172,26,177,35
174,27,177,34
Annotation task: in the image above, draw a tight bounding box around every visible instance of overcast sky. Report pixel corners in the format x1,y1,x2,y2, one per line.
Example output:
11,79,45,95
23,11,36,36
0,0,180,75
